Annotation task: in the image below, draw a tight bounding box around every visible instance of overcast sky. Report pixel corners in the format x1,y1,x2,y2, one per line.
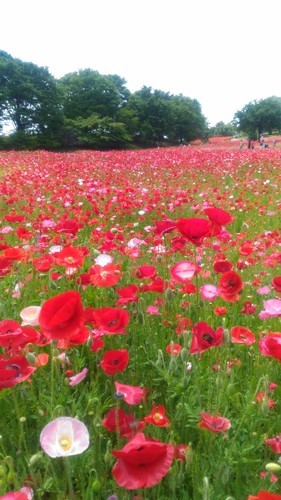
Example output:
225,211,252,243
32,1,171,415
1,0,281,125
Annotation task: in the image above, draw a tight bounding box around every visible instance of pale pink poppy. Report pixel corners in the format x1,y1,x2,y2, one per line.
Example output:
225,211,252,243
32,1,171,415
199,284,219,301
127,238,146,248
94,253,113,267
170,261,200,283
40,417,90,458
146,305,160,315
20,306,41,326
0,486,33,499
257,285,271,295
69,368,88,386
259,299,281,319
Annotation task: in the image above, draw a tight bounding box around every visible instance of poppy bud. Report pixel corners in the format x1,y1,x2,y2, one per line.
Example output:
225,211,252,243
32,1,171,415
0,465,6,478
180,348,189,363
137,311,144,324
7,470,15,484
29,453,42,466
26,352,36,365
165,288,173,302
223,329,230,343
104,441,113,465
186,361,192,373
168,357,177,373
202,476,210,500
265,462,281,473
92,479,102,491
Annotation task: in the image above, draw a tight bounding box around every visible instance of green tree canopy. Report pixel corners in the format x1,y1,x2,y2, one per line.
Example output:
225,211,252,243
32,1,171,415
234,96,281,139
58,69,122,120
0,50,63,141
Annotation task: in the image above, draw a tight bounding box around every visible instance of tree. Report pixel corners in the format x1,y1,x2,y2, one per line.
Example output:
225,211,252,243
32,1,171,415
62,114,132,149
127,87,174,146
208,121,236,137
169,95,208,143
234,96,281,139
58,69,122,120
0,50,63,144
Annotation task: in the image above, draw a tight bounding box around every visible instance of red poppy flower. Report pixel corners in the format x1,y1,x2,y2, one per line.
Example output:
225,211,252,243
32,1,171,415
177,218,215,246
144,405,170,427
272,276,281,293
87,307,129,335
255,392,275,409
115,284,139,305
248,491,281,500
142,277,165,293
4,247,29,262
54,245,85,269
135,265,157,279
218,270,243,302
214,306,227,316
175,317,193,336
259,333,281,361
33,254,55,272
213,260,232,273
174,444,189,462
88,263,121,287
264,435,281,453
230,326,256,345
152,219,176,236
0,320,40,350
204,207,233,226
112,432,174,489
102,408,145,438
241,301,256,315
114,382,147,405
0,355,36,389
190,321,224,354
0,256,12,277
198,412,231,434
100,349,129,375
170,261,200,283
166,343,182,355
39,291,84,341
54,219,80,235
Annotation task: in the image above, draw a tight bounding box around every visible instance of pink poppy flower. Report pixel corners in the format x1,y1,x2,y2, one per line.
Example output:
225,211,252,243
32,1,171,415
170,261,200,283
199,284,219,301
198,412,231,434
69,367,88,386
114,382,147,405
40,417,89,457
0,486,33,499
259,299,281,319
20,306,41,326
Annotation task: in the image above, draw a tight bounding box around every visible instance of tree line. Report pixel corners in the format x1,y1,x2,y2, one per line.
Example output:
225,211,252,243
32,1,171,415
1,51,281,150
0,51,208,150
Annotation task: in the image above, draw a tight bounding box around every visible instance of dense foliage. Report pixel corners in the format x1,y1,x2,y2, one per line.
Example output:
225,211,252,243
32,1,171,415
0,52,209,150
234,97,281,140
0,143,280,499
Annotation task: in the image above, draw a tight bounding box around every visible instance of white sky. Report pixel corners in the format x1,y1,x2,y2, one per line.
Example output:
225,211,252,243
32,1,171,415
1,0,281,125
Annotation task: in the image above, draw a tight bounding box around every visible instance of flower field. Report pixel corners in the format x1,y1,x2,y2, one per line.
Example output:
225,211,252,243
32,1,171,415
0,145,280,499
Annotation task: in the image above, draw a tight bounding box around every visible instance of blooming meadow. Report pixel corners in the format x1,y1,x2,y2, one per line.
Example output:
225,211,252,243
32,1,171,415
0,144,280,499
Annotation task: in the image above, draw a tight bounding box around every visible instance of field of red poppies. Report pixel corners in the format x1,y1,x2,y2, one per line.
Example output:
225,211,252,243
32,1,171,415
0,144,280,500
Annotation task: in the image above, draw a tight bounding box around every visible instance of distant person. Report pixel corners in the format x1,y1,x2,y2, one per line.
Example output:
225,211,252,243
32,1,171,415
272,139,276,147
239,140,244,149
